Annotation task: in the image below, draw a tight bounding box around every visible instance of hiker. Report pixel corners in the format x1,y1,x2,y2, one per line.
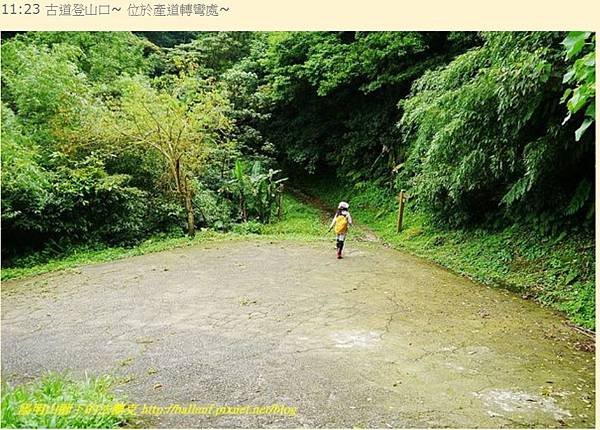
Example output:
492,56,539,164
329,201,353,259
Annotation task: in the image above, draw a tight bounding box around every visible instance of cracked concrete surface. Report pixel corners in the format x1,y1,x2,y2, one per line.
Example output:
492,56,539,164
1,240,595,428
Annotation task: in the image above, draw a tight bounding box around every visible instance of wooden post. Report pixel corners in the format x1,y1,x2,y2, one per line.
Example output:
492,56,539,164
396,190,406,233
277,184,284,220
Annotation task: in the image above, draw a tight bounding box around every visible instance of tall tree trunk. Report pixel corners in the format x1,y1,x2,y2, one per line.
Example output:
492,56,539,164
176,160,195,238
239,192,247,222
184,187,195,237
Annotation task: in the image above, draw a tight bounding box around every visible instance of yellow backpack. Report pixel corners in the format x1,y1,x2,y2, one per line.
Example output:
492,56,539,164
334,215,349,235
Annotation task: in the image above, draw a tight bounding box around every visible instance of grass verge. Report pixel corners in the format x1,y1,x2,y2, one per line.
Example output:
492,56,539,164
1,373,131,428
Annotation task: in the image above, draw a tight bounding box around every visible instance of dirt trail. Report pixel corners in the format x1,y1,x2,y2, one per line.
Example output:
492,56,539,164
1,240,595,428
290,189,380,242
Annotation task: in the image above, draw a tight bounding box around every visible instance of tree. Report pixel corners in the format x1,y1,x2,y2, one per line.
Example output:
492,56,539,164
0,39,91,148
225,159,287,222
23,31,155,83
259,32,480,180
0,103,51,236
104,76,233,236
399,32,594,228
161,32,255,78
561,31,595,141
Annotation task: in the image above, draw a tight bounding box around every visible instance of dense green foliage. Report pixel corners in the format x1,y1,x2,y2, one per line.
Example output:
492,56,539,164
561,32,595,140
398,32,594,228
257,31,594,230
1,31,594,327
1,32,283,261
261,32,480,178
1,374,131,428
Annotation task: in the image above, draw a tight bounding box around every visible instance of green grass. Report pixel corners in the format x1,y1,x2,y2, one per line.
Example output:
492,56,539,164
1,373,131,428
261,194,325,238
2,232,224,281
311,181,595,330
1,194,325,282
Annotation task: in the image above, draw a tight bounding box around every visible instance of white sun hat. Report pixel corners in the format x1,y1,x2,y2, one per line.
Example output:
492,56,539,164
338,201,349,209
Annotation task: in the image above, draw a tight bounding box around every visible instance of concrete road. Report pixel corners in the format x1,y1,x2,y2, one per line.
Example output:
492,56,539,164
1,240,595,427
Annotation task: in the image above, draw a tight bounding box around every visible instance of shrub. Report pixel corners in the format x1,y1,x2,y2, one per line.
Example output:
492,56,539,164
1,373,131,428
232,220,263,234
